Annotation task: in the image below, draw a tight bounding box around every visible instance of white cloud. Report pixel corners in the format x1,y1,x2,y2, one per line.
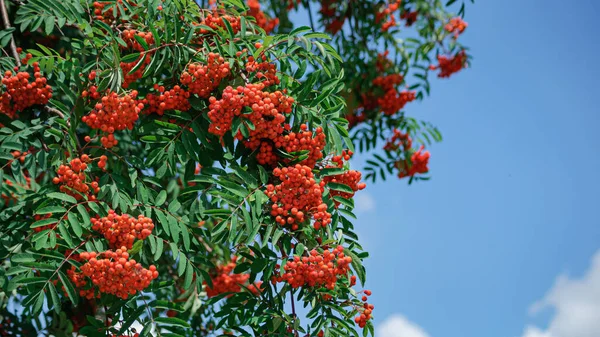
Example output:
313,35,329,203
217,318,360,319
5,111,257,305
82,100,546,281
377,314,430,337
354,191,375,213
520,250,600,337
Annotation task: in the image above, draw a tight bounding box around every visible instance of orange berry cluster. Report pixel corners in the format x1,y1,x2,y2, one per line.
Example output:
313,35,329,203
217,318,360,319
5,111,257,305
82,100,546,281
396,145,430,178
378,89,416,116
205,257,261,297
52,156,99,201
445,17,468,38
370,74,416,116
92,1,136,24
376,0,401,32
244,51,280,87
355,290,374,328
91,210,154,249
0,59,52,119
265,165,330,230
199,12,241,35
207,83,293,141
271,246,352,290
81,84,101,100
180,53,230,98
383,129,412,152
431,51,467,78
320,0,345,34
143,85,191,116
69,248,158,300
10,150,29,164
82,91,144,148
121,30,155,52
280,125,326,168
323,150,366,201
247,0,279,34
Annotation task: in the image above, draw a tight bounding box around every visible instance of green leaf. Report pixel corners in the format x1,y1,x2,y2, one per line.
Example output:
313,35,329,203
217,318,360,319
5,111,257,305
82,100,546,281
47,192,77,204
155,317,191,328
58,270,79,305
326,182,354,194
155,190,167,206
35,206,67,215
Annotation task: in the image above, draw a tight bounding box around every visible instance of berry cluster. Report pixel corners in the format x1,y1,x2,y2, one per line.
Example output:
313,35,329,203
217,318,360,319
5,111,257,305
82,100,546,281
396,145,430,178
320,0,345,34
280,125,326,168
378,89,416,116
247,0,279,34
91,210,154,249
354,290,374,328
445,17,468,38
431,51,467,78
82,91,144,148
198,12,241,35
180,53,230,98
323,150,366,201
376,0,400,32
0,57,52,119
121,30,154,52
383,129,412,152
244,51,280,86
370,74,416,116
69,248,158,300
271,246,352,290
93,1,136,24
265,165,330,230
207,83,293,141
376,51,392,72
205,257,261,297
143,85,191,116
52,156,99,201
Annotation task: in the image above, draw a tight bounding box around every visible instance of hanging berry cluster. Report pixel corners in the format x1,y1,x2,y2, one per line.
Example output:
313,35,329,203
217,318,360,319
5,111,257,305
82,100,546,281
396,146,430,178
384,130,431,179
205,257,262,297
383,129,412,152
247,0,279,34
280,125,326,168
430,51,467,78
354,290,374,328
92,0,136,24
82,91,144,148
198,12,241,35
143,85,191,116
119,30,155,88
52,155,99,201
91,210,154,249
0,55,52,119
271,246,352,290
376,0,401,32
445,17,468,38
265,165,331,230
323,150,366,202
68,248,158,300
180,53,230,98
371,74,416,116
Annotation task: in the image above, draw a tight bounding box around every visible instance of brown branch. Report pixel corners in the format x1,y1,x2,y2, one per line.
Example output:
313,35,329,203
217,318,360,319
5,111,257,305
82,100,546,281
0,0,20,66
44,106,65,119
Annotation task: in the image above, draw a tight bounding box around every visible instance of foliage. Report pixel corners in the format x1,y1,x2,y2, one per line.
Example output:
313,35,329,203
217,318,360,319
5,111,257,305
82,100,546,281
0,0,471,336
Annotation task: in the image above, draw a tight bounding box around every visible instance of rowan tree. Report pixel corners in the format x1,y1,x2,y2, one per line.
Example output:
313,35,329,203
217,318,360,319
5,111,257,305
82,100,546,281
0,0,471,336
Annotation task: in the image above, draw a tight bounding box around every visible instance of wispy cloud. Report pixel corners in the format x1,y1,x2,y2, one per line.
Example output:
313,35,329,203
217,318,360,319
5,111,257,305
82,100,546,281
520,250,600,337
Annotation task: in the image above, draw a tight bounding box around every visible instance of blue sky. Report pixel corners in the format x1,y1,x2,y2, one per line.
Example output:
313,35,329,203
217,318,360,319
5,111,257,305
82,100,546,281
296,1,600,337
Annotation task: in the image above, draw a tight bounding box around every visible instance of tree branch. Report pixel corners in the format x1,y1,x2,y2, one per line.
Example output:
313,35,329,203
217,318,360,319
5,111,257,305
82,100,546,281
0,0,20,66
44,106,65,119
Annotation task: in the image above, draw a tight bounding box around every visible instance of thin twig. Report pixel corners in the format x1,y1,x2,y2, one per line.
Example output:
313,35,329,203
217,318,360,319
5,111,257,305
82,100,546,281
0,0,20,66
44,106,65,119
305,0,315,31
